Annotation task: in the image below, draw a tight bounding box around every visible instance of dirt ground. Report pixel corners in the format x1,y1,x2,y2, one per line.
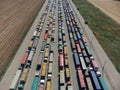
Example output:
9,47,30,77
0,0,43,77
88,0,120,24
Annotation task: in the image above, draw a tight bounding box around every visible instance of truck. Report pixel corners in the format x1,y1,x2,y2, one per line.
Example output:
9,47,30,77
41,63,47,79
64,57,69,67
79,40,84,50
75,44,81,54
50,42,54,53
31,77,39,90
91,60,99,71
77,68,86,89
59,53,64,70
21,52,29,67
73,52,80,67
46,37,51,45
60,72,65,85
49,53,53,63
40,41,46,53
32,38,38,50
63,46,67,56
44,47,50,61
28,40,34,50
88,68,102,90
18,83,24,90
98,76,108,90
65,68,70,81
27,50,34,64
48,63,53,74
46,80,51,90
85,43,92,56
86,77,94,90
36,32,41,38
9,70,22,90
38,84,44,90
19,68,29,84
33,31,38,38
79,56,87,71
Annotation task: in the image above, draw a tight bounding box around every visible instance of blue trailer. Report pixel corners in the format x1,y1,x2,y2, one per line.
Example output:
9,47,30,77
76,32,81,40
84,57,90,66
73,33,77,41
67,25,71,32
88,69,102,90
73,52,80,67
82,50,88,57
71,27,75,33
50,42,54,53
40,41,46,53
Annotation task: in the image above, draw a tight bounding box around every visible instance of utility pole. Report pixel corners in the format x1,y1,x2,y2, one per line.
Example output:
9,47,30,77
102,61,106,76
83,21,88,33
90,36,93,50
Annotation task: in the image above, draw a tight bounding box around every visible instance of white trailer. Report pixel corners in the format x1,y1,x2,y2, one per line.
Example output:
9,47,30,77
33,30,37,37
27,50,34,63
60,72,65,85
80,56,87,71
48,63,53,74
9,70,22,90
49,53,53,63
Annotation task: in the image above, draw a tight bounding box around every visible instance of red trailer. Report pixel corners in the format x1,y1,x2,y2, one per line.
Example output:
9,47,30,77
77,69,86,89
21,52,29,67
82,36,87,43
91,60,98,71
43,32,48,40
76,44,81,54
59,53,64,70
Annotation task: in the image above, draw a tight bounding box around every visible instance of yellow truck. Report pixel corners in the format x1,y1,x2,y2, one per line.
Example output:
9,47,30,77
19,68,29,84
65,68,70,81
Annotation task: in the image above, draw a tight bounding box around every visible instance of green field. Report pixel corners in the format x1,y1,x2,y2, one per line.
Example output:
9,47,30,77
72,0,120,72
